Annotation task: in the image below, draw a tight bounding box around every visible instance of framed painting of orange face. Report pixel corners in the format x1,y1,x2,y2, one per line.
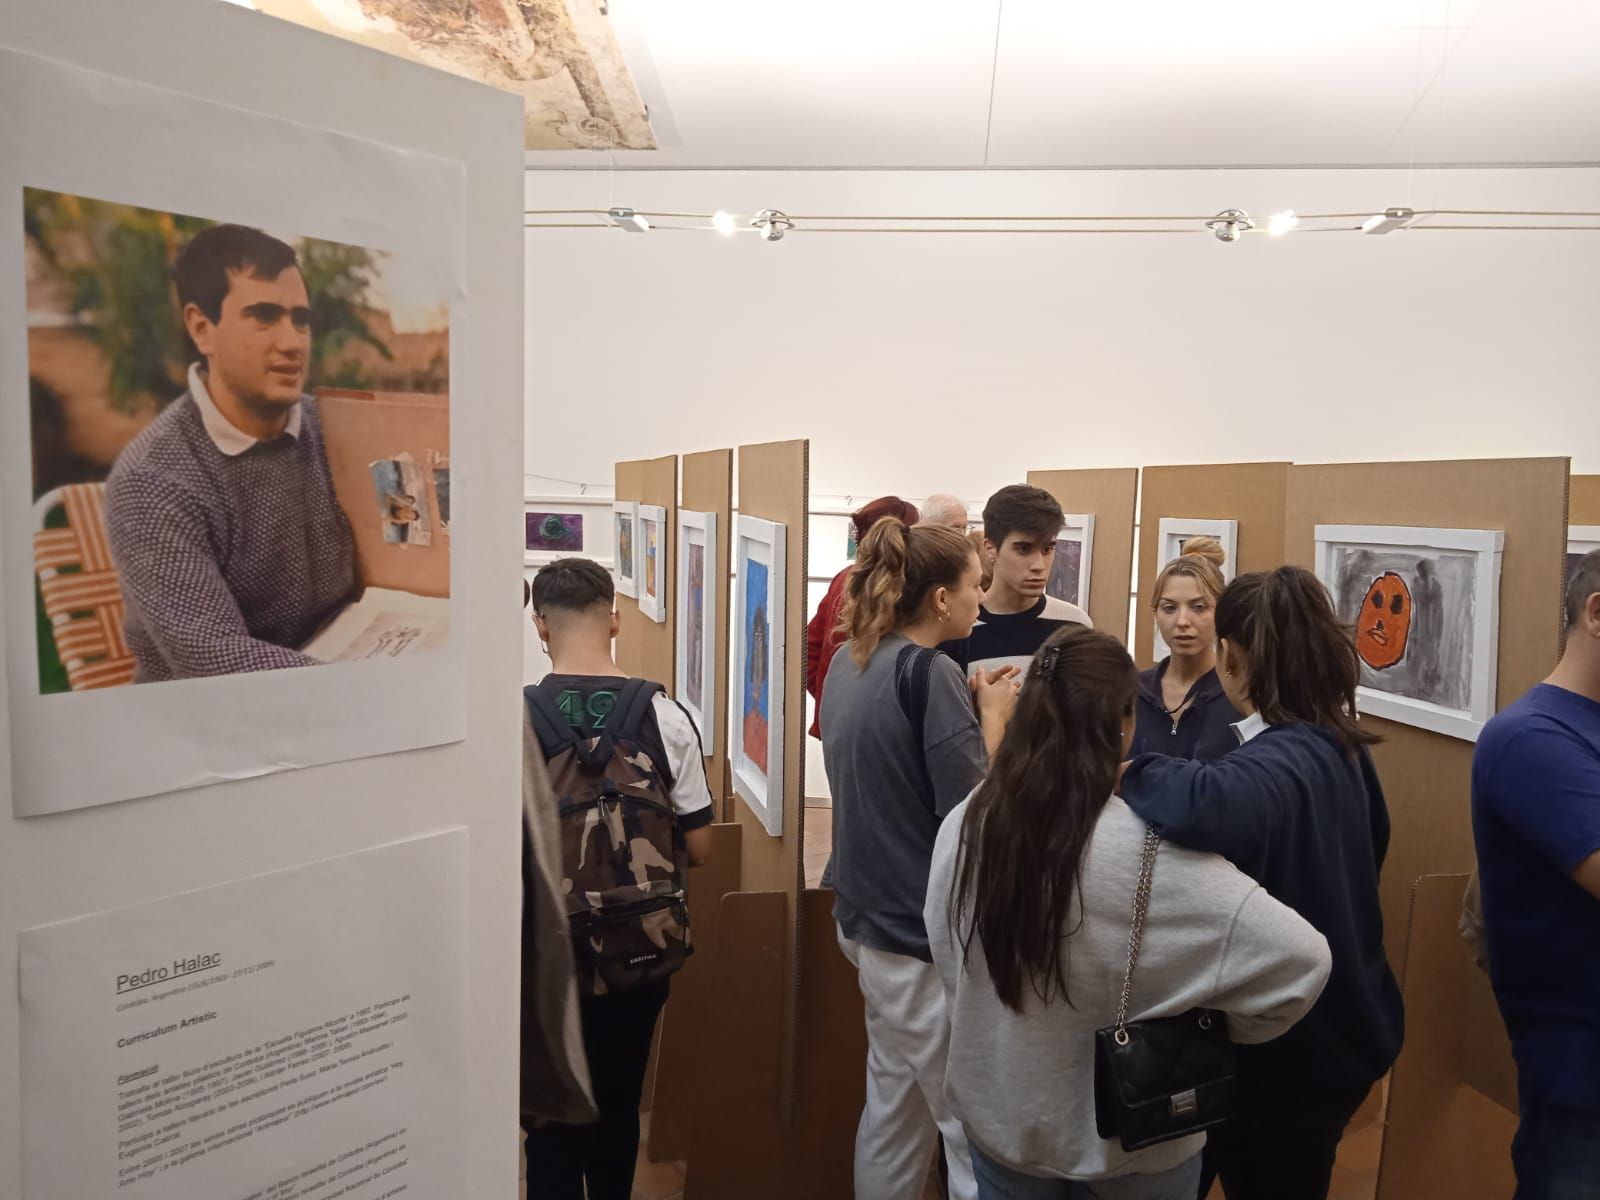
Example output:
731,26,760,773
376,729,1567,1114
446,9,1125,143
1356,571,1412,670
1314,524,1504,743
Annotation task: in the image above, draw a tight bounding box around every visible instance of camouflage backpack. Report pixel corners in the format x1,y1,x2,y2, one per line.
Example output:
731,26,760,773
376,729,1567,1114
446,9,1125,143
524,677,691,997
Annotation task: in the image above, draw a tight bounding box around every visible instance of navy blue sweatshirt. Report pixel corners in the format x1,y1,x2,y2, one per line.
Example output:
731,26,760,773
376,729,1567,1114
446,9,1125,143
1130,659,1243,763
1121,722,1404,1106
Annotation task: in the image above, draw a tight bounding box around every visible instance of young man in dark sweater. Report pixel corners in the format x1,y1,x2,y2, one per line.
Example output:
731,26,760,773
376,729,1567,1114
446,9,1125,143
939,484,1091,678
105,224,356,681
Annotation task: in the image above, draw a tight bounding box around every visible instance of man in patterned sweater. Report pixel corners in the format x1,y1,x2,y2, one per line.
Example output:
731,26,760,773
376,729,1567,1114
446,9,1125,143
105,224,357,682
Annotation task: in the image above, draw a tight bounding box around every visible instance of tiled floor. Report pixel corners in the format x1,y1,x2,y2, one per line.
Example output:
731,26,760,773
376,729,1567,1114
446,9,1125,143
613,1094,1381,1200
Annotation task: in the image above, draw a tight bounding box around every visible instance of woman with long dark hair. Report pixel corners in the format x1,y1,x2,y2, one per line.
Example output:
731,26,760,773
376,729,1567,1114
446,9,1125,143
822,516,1016,1200
1120,566,1406,1200
926,624,1330,1198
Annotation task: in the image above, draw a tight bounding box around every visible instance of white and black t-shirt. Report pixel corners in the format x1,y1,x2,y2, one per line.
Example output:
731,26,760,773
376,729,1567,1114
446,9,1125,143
938,595,1093,679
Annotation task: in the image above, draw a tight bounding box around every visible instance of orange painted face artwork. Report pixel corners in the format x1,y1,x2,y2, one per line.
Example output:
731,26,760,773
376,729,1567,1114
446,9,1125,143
1356,571,1413,670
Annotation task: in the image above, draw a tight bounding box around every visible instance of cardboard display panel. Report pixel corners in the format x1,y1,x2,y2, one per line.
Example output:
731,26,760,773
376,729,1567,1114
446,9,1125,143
1026,468,1139,641
1135,462,1292,666
684,891,789,1200
733,437,809,1121
1285,457,1569,975
614,455,677,684
1375,875,1518,1200
648,822,743,1164
732,440,809,892
317,389,450,597
681,888,869,1200
786,887,871,1197
682,449,734,811
1573,473,1600,523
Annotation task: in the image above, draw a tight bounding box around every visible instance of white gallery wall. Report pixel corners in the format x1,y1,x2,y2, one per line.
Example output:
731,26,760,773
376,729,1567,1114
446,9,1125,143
525,164,1598,800
525,165,1600,500
1,4,526,1196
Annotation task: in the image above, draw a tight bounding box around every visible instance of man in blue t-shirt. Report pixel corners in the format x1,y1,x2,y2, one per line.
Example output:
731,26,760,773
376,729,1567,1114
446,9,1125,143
1472,548,1600,1197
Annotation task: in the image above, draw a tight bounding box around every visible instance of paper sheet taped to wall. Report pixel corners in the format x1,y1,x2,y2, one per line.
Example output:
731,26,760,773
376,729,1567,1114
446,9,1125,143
302,588,451,662
18,831,468,1198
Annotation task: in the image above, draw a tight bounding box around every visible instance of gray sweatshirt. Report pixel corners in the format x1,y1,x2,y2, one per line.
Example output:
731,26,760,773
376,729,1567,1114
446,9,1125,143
925,796,1332,1181
822,632,988,961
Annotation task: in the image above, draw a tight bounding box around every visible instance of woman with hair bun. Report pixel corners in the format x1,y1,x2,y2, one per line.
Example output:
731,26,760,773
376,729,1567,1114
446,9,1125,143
1131,535,1242,761
822,516,1016,1200
1121,566,1405,1200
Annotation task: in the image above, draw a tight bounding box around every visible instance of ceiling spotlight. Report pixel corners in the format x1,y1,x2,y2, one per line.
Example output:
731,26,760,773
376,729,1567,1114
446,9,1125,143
1361,207,1415,235
1205,209,1254,243
751,209,795,242
711,210,738,236
607,206,650,233
1267,210,1299,237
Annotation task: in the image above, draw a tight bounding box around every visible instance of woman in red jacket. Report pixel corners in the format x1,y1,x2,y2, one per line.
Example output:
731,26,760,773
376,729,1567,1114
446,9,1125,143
806,495,921,737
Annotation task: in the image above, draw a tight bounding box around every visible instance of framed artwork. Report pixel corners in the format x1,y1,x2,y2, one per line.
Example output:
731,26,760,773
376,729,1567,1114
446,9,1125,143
1152,517,1238,659
675,510,718,754
1046,513,1096,610
1569,526,1600,584
613,501,638,598
523,506,583,564
1315,524,1504,742
731,515,786,837
524,495,615,570
636,504,667,623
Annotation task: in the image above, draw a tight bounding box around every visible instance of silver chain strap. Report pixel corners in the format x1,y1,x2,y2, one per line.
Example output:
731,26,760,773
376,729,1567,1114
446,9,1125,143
1112,826,1163,1046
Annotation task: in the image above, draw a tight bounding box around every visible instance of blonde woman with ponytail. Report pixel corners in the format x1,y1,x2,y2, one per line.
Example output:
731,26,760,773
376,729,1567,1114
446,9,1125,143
820,517,1014,1200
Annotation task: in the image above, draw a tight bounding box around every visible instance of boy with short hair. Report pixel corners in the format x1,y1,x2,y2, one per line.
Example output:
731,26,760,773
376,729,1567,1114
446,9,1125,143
521,558,713,1200
939,484,1092,678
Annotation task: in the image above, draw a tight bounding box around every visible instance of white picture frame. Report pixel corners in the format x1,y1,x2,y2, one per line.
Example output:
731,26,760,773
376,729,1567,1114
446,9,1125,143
731,515,786,838
636,504,668,623
1314,524,1504,742
675,510,718,754
1570,526,1600,579
613,501,639,598
1047,513,1096,611
523,494,614,568
1152,517,1239,659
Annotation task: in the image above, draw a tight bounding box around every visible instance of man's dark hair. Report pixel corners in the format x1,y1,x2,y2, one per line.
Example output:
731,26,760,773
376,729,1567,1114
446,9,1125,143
983,484,1064,547
1567,549,1600,630
173,224,300,323
530,557,615,614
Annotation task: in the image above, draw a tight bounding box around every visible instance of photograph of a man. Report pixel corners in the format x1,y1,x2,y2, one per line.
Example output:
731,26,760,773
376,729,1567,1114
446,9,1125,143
104,225,358,681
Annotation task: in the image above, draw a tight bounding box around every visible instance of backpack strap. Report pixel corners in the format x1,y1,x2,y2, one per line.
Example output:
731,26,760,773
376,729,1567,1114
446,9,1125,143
895,644,940,814
610,678,674,792
524,684,579,761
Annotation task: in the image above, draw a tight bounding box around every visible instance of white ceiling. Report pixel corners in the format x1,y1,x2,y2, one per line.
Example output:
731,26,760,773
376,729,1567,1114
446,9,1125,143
526,0,1600,169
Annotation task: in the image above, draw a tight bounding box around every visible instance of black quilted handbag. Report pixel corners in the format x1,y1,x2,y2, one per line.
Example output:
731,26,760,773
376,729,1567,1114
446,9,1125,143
1093,827,1238,1151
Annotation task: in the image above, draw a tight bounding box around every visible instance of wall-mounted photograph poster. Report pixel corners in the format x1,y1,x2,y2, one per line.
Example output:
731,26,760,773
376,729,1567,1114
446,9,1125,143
2,50,466,815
